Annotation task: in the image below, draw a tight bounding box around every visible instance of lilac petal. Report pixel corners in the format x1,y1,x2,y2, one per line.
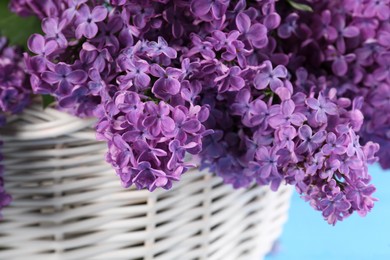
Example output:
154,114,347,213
373,68,388,81
256,147,269,161
290,113,306,126
332,58,348,76
230,76,245,90
316,110,328,123
343,26,360,38
298,125,312,140
84,23,99,39
252,38,268,49
273,65,288,78
67,70,88,84
264,13,281,30
269,115,287,128
58,80,72,95
191,0,211,16
166,78,181,95
336,200,351,211
378,6,390,20
277,24,292,39
182,119,201,132
247,24,267,40
162,47,177,59
58,95,75,108
42,18,58,35
254,73,270,90
322,204,334,218
161,117,175,133
44,40,58,56
281,100,295,116
211,1,226,19
152,148,168,157
323,102,338,115
260,164,272,178
270,78,284,91
41,71,61,84
135,73,151,88
28,34,45,54
311,131,326,143
150,64,165,77
91,6,108,22
306,98,320,110
236,12,251,33
334,146,347,155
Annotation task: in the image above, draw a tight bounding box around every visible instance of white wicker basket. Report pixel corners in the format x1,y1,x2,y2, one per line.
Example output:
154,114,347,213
0,105,292,260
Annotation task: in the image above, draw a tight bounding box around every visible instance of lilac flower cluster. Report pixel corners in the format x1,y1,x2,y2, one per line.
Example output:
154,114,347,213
0,36,30,217
19,0,382,224
0,36,31,125
275,0,390,169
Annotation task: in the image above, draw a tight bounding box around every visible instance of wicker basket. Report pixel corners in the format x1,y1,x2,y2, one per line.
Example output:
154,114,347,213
0,105,292,260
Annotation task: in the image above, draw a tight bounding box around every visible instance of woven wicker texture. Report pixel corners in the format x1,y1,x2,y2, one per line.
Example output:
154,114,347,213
0,105,292,260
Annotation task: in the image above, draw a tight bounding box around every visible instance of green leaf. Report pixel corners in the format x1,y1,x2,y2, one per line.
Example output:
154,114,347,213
42,95,56,109
287,0,313,12
0,1,41,47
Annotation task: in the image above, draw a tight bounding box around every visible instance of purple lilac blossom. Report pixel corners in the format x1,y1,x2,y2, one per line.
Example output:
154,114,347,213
0,36,31,217
19,0,382,225
275,0,390,170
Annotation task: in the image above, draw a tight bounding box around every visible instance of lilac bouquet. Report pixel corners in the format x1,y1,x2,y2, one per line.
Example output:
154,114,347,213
0,0,388,225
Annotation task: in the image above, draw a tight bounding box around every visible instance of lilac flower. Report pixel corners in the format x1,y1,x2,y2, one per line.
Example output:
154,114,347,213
313,10,337,41
148,37,177,59
143,101,175,136
254,61,288,90
236,12,268,48
75,4,108,39
150,64,181,99
171,106,202,141
42,17,67,47
126,2,154,28
319,193,351,225
187,34,215,59
121,59,150,90
306,94,338,124
88,68,106,95
190,0,229,20
277,13,299,39
27,34,57,72
275,125,297,151
296,125,326,154
41,63,88,94
168,140,197,170
269,100,306,128
210,30,240,52
325,46,356,76
364,0,390,20
333,15,360,53
322,133,348,155
214,66,245,93
253,147,279,179
133,161,168,191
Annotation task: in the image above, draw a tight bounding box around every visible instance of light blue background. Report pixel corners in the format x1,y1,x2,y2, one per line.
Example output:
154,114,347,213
266,164,390,260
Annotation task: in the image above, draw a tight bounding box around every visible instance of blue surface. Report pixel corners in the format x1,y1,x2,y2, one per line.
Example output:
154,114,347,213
266,164,390,260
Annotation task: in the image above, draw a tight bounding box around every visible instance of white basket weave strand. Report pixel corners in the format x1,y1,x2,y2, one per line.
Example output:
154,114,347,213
0,105,292,260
